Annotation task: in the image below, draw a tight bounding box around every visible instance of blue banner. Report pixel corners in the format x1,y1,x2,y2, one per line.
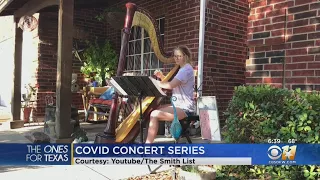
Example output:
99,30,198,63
0,143,319,165
73,143,320,165
0,144,71,165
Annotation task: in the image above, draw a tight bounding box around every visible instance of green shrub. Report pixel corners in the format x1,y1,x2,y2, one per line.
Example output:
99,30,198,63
216,85,320,180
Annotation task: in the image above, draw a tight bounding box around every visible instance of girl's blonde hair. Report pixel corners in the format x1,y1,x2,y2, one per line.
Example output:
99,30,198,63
173,45,193,64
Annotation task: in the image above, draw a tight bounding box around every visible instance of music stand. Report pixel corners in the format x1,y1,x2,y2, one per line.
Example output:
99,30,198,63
110,75,166,143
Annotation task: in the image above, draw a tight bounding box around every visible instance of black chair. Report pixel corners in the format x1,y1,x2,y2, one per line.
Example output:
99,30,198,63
177,114,200,144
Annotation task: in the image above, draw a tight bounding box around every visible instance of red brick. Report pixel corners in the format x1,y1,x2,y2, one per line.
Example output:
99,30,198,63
288,15,294,21
253,19,271,26
286,77,306,84
295,0,317,6
287,19,309,28
288,4,310,14
286,48,308,56
310,2,320,10
248,13,265,21
274,1,294,9
264,64,283,70
308,62,320,69
248,39,264,46
308,32,320,40
292,41,315,48
256,6,273,14
266,22,285,30
307,77,320,83
251,0,267,8
292,70,314,76
271,29,284,36
285,57,292,63
246,78,263,84
316,70,320,76
271,84,286,88
265,37,284,45
293,25,316,34
272,44,291,50
286,63,307,70
295,10,317,20
263,77,283,83
292,55,314,62
308,47,320,54
272,16,286,23
250,9,255,15
266,9,286,18
255,45,272,52
267,0,286,5
248,26,265,33
270,71,292,77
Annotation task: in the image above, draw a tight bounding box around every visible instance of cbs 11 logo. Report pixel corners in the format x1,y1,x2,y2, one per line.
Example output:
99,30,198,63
267,145,297,161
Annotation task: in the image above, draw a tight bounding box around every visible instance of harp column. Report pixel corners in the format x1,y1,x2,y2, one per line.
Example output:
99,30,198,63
95,3,137,143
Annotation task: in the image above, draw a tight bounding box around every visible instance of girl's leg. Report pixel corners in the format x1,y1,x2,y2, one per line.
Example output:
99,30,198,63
145,106,187,143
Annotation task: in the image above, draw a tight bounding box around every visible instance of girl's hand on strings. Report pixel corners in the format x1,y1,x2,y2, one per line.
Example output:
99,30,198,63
154,69,164,80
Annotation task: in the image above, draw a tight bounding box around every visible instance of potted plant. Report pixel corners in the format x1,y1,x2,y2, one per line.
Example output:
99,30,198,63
22,83,37,123
80,39,118,87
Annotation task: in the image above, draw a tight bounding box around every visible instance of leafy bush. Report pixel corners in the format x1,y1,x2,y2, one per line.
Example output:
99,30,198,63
81,40,118,86
216,85,320,180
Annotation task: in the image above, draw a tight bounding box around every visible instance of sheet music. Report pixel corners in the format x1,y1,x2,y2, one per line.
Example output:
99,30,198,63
148,77,166,96
110,76,166,97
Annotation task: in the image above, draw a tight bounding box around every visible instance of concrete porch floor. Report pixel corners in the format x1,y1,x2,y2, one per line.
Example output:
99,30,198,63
0,121,218,144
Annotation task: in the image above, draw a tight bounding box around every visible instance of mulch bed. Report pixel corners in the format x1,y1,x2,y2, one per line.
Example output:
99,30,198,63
125,169,176,180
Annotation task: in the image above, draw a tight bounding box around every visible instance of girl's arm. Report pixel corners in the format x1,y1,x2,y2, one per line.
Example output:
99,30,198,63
159,78,181,90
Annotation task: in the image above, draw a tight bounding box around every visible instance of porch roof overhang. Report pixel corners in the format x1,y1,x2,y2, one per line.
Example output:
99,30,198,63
0,0,118,17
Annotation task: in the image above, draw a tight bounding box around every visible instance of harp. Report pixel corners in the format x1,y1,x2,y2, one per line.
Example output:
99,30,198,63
95,3,179,143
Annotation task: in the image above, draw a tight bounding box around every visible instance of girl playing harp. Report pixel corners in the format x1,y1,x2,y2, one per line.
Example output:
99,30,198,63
145,45,195,144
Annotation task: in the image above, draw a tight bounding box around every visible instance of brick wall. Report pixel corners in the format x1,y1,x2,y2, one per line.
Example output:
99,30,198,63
204,0,249,121
247,0,320,91
36,8,110,117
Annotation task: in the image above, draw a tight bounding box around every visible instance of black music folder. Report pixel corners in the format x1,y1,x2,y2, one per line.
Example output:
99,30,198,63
109,76,166,97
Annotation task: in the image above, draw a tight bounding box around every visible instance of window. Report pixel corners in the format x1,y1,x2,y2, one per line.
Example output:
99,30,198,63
125,17,165,75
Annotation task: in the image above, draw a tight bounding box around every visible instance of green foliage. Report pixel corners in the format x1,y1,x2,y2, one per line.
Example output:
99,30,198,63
217,85,320,179
81,39,118,86
181,165,199,173
96,7,125,21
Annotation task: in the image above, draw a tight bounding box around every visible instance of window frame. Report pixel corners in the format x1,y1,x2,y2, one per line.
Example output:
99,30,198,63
125,17,165,76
